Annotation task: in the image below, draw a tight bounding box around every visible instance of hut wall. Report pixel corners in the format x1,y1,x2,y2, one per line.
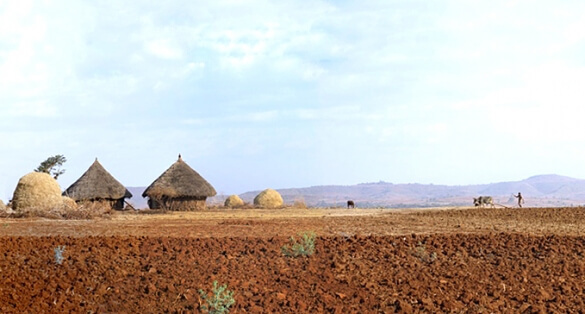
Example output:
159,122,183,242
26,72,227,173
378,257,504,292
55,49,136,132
113,198,126,210
75,198,126,210
147,196,207,211
147,198,162,210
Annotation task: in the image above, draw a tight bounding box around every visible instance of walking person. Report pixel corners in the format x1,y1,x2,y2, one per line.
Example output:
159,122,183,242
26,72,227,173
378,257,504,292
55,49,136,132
514,192,524,208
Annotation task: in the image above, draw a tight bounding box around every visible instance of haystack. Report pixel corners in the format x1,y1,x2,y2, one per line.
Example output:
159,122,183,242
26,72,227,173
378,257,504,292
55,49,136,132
142,155,217,210
12,172,63,210
224,194,244,208
253,189,283,209
63,159,132,210
62,196,78,211
0,199,5,212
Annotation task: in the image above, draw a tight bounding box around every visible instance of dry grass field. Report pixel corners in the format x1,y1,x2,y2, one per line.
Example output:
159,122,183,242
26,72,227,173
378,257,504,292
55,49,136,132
1,206,585,312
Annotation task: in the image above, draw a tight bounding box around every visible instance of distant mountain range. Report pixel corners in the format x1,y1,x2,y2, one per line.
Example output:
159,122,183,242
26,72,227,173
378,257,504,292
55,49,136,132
127,174,585,209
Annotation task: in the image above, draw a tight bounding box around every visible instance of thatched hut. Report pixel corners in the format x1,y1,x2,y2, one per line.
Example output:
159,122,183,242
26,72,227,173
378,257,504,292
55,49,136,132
142,155,217,210
63,159,132,210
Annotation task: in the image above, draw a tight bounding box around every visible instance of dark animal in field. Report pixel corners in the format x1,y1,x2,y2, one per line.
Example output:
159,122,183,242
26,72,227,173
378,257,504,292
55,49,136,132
473,196,495,208
347,200,355,209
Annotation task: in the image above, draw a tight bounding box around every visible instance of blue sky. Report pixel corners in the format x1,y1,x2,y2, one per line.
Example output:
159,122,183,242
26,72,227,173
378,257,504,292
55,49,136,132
2,1,585,200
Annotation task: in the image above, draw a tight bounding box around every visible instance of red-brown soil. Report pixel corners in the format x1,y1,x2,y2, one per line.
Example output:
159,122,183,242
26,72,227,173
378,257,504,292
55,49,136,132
1,207,585,313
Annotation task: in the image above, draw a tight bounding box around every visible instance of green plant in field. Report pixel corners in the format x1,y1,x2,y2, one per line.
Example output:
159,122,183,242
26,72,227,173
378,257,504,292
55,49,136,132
281,231,316,257
54,245,66,265
412,242,437,264
198,280,235,314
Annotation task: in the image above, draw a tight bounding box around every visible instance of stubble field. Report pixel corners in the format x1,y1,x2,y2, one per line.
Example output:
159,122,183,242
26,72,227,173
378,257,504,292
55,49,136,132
1,206,585,313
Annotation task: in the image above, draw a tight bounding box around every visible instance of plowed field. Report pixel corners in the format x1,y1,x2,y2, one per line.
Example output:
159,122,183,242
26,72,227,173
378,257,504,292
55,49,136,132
1,207,585,313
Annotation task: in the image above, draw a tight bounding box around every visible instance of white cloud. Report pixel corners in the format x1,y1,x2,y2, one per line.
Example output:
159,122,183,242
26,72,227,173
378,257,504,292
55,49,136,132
4,0,585,193
0,4,49,96
183,62,205,74
231,111,279,123
291,106,377,122
5,101,57,117
145,39,183,59
445,60,585,148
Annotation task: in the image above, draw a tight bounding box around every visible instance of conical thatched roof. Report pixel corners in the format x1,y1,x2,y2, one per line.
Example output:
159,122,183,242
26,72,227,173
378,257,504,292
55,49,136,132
142,155,216,198
63,159,132,200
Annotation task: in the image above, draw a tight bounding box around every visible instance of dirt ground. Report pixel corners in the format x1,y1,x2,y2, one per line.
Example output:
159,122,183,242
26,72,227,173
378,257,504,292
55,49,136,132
1,206,585,312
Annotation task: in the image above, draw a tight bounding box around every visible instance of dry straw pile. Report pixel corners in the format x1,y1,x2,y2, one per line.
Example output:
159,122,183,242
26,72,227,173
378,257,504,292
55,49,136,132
224,195,244,208
253,189,284,209
11,172,63,211
62,196,78,211
7,172,116,220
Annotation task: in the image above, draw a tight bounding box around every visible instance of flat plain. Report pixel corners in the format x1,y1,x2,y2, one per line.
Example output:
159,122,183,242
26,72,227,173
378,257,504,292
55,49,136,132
1,206,585,312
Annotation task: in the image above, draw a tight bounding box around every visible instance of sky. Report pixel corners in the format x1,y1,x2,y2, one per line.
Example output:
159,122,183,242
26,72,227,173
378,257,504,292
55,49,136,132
2,0,585,200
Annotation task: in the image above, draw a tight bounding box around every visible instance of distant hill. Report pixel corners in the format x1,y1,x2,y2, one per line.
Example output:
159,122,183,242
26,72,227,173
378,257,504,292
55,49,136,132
129,174,585,209
234,174,585,208
125,187,148,209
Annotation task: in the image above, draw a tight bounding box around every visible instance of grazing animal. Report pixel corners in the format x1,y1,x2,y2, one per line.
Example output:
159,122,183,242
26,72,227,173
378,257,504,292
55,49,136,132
473,196,495,208
347,200,355,209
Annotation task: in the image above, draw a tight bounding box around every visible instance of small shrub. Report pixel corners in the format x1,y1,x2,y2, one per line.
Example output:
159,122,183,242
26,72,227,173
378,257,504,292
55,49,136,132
54,245,66,265
293,198,307,209
281,231,316,257
198,280,235,314
412,242,437,264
